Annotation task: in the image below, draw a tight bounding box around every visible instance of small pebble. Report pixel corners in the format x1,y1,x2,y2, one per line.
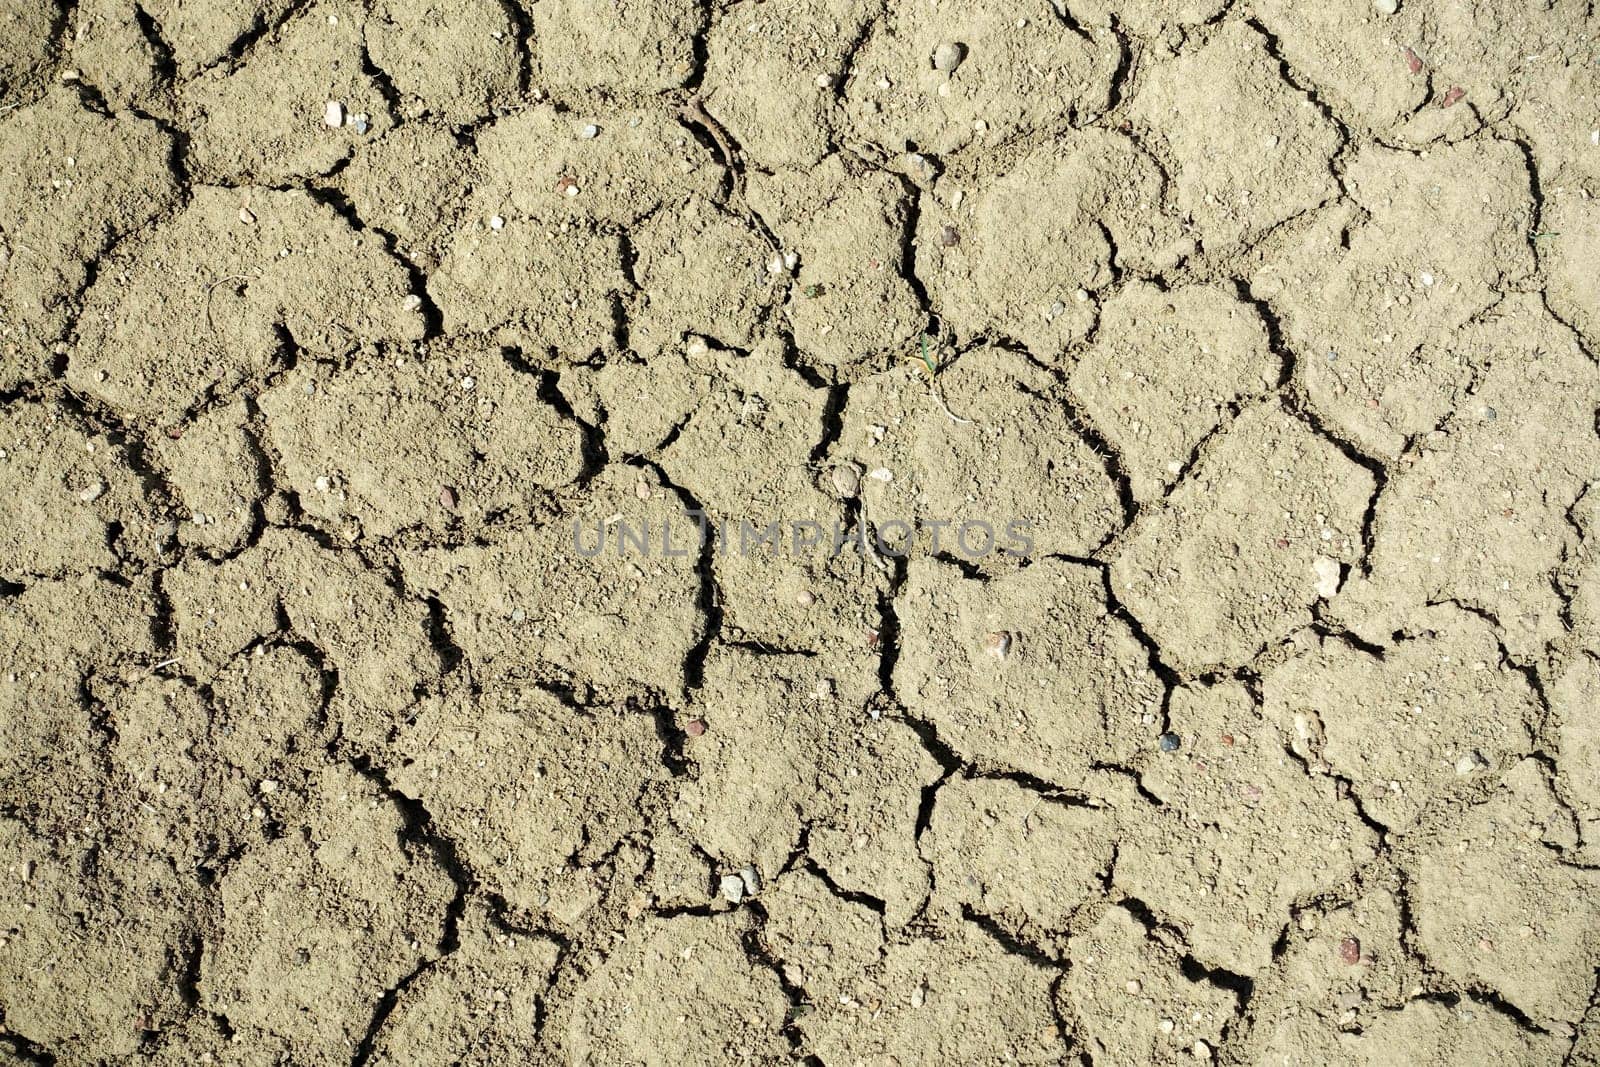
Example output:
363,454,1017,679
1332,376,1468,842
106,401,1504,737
939,225,960,248
1125,979,1142,995
932,42,967,73
78,481,106,503
439,485,458,510
1160,1019,1175,1034
1403,46,1424,74
490,215,505,230
1439,86,1465,108
739,866,762,895
579,123,600,139
351,113,370,135
1158,732,1181,753
685,718,707,737
1372,0,1398,13
259,779,279,794
402,294,423,312
461,375,476,390
983,631,1012,660
1338,936,1362,965
314,475,331,492
796,590,816,607
1312,556,1341,597
719,874,745,903
323,100,344,128
238,207,256,225
831,464,861,498
1193,1041,1212,1061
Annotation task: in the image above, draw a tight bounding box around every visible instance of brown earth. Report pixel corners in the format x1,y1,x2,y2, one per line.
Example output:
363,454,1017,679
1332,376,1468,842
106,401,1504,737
2,0,1599,1063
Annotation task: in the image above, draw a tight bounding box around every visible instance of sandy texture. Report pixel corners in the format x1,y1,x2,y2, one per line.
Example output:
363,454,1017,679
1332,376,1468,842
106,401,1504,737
2,0,1599,1063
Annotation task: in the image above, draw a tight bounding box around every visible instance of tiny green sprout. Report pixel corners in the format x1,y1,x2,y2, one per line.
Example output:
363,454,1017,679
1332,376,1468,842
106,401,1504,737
803,283,825,298
917,334,939,379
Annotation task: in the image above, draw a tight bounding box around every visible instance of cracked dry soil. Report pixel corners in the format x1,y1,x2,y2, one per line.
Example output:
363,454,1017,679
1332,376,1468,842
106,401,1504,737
2,0,1600,1063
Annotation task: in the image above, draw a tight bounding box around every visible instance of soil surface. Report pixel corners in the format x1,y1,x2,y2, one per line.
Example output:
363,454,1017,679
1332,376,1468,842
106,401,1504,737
2,0,1599,1063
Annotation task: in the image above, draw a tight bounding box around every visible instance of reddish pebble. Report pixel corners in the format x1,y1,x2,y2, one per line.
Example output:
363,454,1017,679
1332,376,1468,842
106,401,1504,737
1275,537,1290,550
685,718,707,737
440,485,458,510
1403,47,1423,74
1221,734,1235,747
1439,86,1465,108
555,175,579,195
865,628,881,649
1338,936,1362,965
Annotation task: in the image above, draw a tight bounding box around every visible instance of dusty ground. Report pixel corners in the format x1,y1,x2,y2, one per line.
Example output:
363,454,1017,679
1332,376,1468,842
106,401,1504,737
2,0,1599,1063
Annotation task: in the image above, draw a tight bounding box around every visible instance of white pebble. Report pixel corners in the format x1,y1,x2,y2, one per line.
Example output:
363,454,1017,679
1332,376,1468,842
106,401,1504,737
719,874,745,903
78,481,106,503
1373,0,1398,12
1312,556,1342,598
932,41,966,73
461,375,476,390
578,123,600,139
238,207,255,225
323,100,345,128
489,215,505,230
402,294,423,312
314,475,331,492
1419,271,1434,287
